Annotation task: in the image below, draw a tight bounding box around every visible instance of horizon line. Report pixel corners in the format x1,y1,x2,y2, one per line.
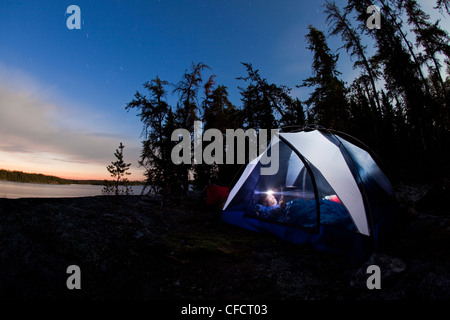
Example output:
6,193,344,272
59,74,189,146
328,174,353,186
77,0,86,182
0,168,145,183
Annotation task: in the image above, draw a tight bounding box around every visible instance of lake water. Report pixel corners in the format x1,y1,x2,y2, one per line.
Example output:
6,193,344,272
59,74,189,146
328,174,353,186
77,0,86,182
0,180,145,199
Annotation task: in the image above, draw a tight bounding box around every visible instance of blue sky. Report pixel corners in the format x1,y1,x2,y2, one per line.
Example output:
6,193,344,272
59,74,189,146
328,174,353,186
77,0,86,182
0,0,447,180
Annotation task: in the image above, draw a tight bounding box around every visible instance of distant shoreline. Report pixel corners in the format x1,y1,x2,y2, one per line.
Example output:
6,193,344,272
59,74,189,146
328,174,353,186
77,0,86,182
0,180,146,199
0,169,145,186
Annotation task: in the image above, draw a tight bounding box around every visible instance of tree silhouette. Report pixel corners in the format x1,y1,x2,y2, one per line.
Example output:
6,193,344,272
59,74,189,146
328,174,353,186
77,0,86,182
103,142,132,196
325,0,382,114
196,81,243,188
435,0,450,15
238,62,301,129
346,0,434,159
173,62,210,131
301,25,350,130
403,0,450,127
238,63,277,129
125,76,173,195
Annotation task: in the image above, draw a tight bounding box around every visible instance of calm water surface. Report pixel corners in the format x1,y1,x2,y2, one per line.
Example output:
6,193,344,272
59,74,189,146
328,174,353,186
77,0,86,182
0,180,144,199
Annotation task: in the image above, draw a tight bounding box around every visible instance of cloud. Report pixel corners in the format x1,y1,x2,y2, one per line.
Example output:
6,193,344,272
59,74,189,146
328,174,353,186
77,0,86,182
0,64,143,180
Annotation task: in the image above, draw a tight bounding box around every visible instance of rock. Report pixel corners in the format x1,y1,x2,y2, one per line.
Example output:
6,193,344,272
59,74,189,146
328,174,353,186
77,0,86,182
419,271,450,299
0,190,449,301
415,178,450,216
395,183,430,205
351,253,406,289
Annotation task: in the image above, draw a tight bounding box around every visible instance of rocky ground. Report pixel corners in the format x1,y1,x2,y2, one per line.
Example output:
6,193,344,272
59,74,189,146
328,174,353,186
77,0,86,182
0,180,449,307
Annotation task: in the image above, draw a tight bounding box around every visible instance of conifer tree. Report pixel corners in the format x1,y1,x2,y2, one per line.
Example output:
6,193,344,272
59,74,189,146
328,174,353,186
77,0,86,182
435,0,450,15
125,76,171,194
197,80,243,188
346,0,432,156
325,0,381,115
103,142,132,196
403,0,450,126
238,62,299,129
173,62,210,131
301,25,350,130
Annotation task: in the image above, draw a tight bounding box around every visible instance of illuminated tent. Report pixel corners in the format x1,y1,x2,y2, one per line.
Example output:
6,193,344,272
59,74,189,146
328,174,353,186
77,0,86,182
221,128,397,260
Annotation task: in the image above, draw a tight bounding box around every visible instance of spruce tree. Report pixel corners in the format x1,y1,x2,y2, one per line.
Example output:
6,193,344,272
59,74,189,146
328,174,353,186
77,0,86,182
197,81,243,188
238,62,300,129
103,142,132,196
301,25,350,130
403,0,450,127
125,76,171,195
435,0,450,15
325,0,381,114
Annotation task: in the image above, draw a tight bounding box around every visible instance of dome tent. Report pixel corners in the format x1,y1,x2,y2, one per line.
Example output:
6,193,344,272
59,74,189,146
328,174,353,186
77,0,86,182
221,127,397,261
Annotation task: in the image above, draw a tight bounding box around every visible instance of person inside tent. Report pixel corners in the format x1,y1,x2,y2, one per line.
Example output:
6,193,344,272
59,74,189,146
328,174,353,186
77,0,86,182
254,191,285,220
252,190,355,230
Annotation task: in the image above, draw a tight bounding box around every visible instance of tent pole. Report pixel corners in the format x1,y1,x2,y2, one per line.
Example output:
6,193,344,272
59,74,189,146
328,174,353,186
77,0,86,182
278,134,321,234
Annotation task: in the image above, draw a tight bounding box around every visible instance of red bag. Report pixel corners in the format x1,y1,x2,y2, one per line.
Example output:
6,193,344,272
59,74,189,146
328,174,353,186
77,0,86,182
206,185,230,205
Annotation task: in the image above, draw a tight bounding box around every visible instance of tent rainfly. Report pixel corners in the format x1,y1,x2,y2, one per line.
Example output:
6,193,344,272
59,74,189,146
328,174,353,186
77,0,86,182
221,128,398,260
